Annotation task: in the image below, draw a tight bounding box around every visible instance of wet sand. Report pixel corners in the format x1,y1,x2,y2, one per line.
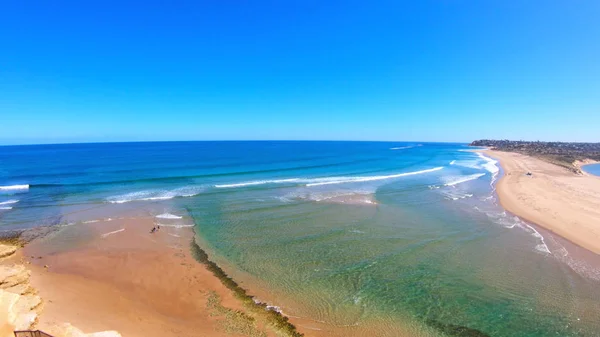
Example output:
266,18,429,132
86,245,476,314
486,150,600,254
22,217,281,337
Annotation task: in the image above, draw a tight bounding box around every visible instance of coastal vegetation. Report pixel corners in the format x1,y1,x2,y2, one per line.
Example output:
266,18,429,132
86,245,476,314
470,140,600,173
190,239,304,337
206,291,268,337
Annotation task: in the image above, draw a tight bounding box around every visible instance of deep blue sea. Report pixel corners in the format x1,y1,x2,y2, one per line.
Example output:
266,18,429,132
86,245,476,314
1,141,600,336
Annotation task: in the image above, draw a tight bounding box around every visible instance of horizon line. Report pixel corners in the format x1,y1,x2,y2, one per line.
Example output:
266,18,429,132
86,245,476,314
0,139,471,147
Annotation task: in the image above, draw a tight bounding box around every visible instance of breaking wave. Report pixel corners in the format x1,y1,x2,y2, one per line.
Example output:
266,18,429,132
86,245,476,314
305,167,444,187
443,192,473,201
0,200,18,205
106,186,204,203
156,213,183,219
155,223,194,228
390,144,422,150
282,190,376,205
476,152,500,185
215,178,301,188
452,152,499,186
443,173,485,187
476,152,499,174
0,185,29,191
214,167,444,189
525,224,551,254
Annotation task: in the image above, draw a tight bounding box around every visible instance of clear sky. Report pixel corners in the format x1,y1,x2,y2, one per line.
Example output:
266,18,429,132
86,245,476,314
1,1,599,145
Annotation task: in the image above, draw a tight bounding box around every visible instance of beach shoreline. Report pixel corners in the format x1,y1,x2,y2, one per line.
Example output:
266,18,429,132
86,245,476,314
484,150,600,255
0,215,304,337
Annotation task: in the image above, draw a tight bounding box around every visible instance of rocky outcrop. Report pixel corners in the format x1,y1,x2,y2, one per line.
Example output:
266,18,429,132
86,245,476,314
0,244,42,336
0,265,31,289
0,246,17,259
0,243,122,337
0,289,40,333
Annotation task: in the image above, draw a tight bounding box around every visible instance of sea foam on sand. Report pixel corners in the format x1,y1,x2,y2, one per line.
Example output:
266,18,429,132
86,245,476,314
155,213,183,219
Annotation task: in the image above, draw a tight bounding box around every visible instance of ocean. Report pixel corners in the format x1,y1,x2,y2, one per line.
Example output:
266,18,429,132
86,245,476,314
583,163,600,177
1,141,599,336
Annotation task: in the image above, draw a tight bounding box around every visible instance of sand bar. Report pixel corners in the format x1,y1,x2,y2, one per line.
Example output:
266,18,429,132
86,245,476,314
486,150,600,254
18,217,286,337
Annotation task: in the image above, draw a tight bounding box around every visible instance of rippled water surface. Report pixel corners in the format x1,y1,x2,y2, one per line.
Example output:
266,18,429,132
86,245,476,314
1,141,600,336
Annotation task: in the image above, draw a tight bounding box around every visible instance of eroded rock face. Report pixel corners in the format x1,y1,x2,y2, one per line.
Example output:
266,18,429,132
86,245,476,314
0,289,40,336
0,289,21,336
0,245,40,336
3,283,32,295
0,265,31,289
0,245,17,259
0,244,122,337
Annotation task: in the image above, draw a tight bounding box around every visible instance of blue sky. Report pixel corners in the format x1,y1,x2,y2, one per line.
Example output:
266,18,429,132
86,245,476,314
1,1,599,145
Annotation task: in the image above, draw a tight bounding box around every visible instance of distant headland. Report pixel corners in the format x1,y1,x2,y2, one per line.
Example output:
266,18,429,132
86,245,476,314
470,140,600,174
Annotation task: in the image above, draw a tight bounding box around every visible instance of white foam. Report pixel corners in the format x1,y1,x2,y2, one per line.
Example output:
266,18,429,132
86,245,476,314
215,178,300,188
349,229,365,234
156,213,183,219
101,229,125,238
253,298,283,313
216,167,443,189
287,189,375,204
305,167,444,187
390,146,413,150
444,192,473,201
83,220,100,224
0,207,12,210
453,153,499,175
475,203,553,254
0,200,18,205
155,223,194,228
107,186,203,203
525,224,551,254
443,173,485,186
266,305,282,313
451,159,481,170
476,152,500,174
0,185,29,191
476,152,500,186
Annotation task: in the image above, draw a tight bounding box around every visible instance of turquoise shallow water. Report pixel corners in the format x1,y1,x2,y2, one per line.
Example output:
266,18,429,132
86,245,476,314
1,141,600,336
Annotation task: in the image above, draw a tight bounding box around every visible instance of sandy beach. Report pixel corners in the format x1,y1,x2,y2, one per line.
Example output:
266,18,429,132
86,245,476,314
0,216,302,337
486,150,600,254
